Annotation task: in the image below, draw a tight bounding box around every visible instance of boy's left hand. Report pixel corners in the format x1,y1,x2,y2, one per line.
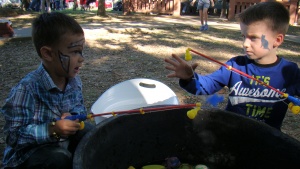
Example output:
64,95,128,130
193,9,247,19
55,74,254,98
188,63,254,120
164,54,198,80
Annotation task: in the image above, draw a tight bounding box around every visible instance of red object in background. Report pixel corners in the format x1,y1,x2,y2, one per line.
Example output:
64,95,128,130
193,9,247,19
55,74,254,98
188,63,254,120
0,22,14,37
105,0,112,8
80,0,86,5
66,0,99,7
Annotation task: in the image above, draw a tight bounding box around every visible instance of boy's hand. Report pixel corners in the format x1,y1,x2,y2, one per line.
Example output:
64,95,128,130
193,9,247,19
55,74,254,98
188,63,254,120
51,112,80,138
61,112,72,119
164,54,198,80
54,119,81,138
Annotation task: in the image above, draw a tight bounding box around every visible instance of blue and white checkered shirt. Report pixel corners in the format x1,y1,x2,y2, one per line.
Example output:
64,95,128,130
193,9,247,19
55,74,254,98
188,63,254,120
1,64,87,168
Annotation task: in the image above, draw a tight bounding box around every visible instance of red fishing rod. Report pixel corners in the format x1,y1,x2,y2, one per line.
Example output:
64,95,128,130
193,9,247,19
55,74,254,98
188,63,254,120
59,103,202,129
92,103,200,116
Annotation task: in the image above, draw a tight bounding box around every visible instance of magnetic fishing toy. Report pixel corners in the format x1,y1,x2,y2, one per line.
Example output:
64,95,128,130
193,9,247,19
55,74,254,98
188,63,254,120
56,103,202,129
185,48,300,114
56,114,93,130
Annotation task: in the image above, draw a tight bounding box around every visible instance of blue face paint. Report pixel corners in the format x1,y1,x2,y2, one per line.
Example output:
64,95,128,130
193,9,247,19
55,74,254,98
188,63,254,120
261,35,270,50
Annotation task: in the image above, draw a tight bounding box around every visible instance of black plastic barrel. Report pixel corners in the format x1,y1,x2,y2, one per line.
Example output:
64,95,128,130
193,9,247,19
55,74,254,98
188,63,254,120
73,108,300,169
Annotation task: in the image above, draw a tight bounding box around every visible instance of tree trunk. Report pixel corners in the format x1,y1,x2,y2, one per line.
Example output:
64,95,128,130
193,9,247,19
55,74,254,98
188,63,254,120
97,0,106,16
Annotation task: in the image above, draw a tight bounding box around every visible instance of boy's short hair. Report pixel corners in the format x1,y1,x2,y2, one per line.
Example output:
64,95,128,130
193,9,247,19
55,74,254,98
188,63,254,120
32,12,84,57
238,1,289,35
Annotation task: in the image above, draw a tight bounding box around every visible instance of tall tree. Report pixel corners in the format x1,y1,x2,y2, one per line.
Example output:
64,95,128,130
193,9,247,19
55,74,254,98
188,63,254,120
97,0,106,16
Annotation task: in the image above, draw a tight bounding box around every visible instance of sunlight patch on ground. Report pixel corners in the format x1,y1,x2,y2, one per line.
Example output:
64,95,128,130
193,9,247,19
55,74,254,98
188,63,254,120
210,50,240,59
83,29,109,39
7,14,37,19
85,32,132,48
278,48,300,57
195,33,242,48
89,56,110,65
103,44,122,50
134,45,188,58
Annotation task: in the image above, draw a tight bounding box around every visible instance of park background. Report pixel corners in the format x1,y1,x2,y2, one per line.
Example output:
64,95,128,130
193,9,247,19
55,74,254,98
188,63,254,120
0,2,300,167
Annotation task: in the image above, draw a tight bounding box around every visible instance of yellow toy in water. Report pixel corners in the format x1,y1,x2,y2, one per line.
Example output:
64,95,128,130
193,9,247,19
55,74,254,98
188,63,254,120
195,164,209,169
179,163,193,169
141,165,166,169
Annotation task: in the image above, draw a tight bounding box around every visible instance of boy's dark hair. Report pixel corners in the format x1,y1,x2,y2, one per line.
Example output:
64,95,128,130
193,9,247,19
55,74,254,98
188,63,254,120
239,1,289,35
32,12,84,57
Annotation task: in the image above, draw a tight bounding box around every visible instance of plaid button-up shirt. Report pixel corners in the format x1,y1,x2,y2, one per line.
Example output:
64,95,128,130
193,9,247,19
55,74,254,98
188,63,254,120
1,64,87,168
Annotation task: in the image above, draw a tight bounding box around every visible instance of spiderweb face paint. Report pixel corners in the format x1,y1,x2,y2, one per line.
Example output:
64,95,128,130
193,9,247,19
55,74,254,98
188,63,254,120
58,51,70,73
57,38,85,73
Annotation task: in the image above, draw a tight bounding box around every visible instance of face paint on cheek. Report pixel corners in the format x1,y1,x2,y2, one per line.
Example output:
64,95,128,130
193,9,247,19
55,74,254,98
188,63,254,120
261,35,270,50
58,51,70,73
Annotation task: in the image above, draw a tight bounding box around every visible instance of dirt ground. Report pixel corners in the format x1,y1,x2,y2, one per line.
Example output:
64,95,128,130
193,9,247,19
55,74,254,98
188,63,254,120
0,9,300,166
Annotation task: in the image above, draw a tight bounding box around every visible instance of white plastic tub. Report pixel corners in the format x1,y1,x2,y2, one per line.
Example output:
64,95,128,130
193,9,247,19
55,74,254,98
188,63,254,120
91,78,179,124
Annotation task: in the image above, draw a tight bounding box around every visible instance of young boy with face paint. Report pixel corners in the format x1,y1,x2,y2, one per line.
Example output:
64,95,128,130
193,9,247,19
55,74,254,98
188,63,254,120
165,2,300,130
1,12,94,169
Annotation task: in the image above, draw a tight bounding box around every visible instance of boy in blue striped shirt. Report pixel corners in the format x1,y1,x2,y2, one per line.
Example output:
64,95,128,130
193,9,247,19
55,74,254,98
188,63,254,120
165,2,300,130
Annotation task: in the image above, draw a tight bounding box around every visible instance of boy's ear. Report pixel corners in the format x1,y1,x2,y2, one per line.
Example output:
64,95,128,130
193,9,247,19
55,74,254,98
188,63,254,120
273,33,284,47
40,46,54,61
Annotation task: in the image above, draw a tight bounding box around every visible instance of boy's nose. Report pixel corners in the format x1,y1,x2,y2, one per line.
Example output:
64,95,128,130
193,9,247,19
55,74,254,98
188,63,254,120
79,55,84,62
243,39,250,48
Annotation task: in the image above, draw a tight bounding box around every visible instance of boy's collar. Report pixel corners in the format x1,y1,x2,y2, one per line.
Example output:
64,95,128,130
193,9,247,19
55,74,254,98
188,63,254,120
252,56,281,67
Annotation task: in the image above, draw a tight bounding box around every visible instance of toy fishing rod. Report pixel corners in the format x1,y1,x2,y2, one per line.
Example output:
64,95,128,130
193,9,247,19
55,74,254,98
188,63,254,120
185,48,300,114
57,103,202,129
91,103,201,117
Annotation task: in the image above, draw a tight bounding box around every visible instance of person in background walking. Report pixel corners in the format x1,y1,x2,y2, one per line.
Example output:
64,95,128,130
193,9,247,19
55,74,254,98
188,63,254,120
20,0,30,11
28,0,41,11
41,0,51,12
55,0,60,10
197,0,214,31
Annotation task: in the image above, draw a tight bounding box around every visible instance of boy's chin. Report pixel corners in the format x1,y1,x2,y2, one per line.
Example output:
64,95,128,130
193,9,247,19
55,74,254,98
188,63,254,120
246,54,255,60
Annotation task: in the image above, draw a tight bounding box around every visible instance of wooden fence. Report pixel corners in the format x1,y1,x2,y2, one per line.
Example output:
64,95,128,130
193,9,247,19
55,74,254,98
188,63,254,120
123,0,299,25
228,0,299,25
122,0,181,16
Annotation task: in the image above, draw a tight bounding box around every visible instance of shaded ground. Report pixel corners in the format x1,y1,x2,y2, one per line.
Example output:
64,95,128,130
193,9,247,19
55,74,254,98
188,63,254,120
0,8,300,167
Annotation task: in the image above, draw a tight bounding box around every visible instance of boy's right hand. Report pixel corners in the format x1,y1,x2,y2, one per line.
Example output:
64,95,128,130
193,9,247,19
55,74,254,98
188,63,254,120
164,54,198,80
52,119,81,138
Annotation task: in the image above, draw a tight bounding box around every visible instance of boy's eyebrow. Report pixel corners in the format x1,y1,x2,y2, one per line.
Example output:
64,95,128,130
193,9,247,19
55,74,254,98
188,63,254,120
68,38,85,48
243,32,260,38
